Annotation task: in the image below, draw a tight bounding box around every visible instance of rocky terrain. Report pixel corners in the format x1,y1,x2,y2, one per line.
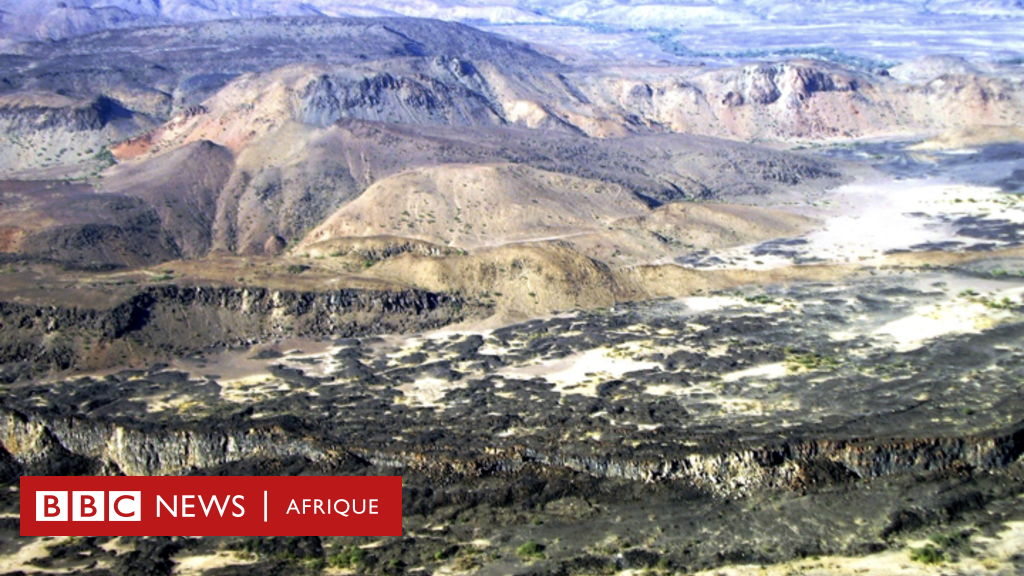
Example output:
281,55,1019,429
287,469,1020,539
2,266,1024,575
0,7,1023,576
2,17,1022,267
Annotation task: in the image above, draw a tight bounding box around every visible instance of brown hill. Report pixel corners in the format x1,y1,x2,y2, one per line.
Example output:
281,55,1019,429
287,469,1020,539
0,180,180,269
176,121,840,255
301,163,815,266
301,163,649,250
101,140,235,258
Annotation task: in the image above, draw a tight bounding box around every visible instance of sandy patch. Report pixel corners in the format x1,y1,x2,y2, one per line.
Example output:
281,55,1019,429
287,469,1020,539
98,537,133,556
721,362,789,383
0,537,90,574
172,551,256,575
500,347,661,396
683,518,1024,576
682,178,1024,270
828,330,860,341
396,377,467,409
875,285,1023,352
681,295,748,312
478,340,511,356
496,426,547,438
218,374,289,403
988,520,1024,562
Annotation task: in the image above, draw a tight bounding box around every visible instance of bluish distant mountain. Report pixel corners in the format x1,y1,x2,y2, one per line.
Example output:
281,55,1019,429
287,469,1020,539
2,0,1022,44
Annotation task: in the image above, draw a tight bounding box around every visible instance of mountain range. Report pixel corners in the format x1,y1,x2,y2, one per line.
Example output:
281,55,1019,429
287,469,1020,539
0,15,1021,273
2,0,1023,63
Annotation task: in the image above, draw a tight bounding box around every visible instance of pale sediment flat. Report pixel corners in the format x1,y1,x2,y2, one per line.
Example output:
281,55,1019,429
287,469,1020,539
680,176,1024,270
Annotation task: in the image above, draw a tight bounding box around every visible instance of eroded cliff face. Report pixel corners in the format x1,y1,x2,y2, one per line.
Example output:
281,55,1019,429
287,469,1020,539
517,432,1024,495
5,401,1021,575
292,66,504,128
710,62,862,107
0,96,130,132
4,273,1022,495
0,408,329,477
0,284,471,381
1,401,1022,497
575,59,1024,141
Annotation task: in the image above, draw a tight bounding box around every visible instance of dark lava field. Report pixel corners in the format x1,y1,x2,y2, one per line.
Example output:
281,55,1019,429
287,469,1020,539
2,263,1024,575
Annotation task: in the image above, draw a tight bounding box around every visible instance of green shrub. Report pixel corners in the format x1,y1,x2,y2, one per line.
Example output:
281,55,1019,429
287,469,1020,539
94,146,116,170
909,544,945,564
785,349,839,371
929,531,965,549
744,294,777,304
327,545,365,568
516,540,545,560
982,296,1016,310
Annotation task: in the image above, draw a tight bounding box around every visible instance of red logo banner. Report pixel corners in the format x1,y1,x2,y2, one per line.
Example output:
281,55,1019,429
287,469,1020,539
20,476,403,536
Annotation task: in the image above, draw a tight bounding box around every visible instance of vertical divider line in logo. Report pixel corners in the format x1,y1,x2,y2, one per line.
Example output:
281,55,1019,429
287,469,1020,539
263,491,267,522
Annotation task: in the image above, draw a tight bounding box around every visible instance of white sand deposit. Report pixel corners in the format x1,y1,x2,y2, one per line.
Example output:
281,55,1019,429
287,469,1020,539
875,285,1024,352
500,347,661,397
683,178,1024,270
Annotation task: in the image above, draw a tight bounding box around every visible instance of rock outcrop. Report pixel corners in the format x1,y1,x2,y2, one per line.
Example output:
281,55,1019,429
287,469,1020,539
0,284,471,380
2,402,1021,499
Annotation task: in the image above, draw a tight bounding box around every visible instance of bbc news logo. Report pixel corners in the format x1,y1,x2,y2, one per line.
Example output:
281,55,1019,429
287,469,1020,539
36,491,141,522
21,476,402,537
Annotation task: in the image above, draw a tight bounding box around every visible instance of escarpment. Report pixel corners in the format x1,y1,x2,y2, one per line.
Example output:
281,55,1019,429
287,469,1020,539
0,285,472,380
715,62,861,107
1,403,1022,498
0,408,332,477
292,71,504,128
0,96,134,132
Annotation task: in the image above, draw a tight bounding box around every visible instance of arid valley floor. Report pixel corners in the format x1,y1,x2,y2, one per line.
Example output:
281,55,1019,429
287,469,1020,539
1,3,1024,575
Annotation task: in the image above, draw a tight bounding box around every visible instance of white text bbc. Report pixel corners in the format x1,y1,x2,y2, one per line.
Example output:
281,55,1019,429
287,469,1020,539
36,491,141,521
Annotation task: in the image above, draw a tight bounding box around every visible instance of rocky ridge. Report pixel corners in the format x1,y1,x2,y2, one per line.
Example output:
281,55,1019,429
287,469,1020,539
0,284,471,380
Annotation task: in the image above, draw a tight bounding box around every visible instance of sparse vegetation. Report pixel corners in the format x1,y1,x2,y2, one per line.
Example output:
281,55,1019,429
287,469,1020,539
982,296,1017,310
151,270,175,282
959,289,1019,310
516,540,545,561
909,543,945,564
988,268,1024,279
744,293,777,305
93,146,116,170
785,348,839,371
327,545,364,568
929,531,967,550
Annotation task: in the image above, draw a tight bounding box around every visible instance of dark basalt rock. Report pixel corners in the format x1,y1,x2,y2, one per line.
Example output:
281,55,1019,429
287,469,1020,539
0,284,472,379
2,272,1024,575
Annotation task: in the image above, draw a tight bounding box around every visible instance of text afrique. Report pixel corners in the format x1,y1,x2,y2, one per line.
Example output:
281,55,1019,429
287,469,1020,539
286,497,380,517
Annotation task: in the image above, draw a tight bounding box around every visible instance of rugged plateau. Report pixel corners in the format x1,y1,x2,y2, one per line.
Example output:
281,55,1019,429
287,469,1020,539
0,7,1023,576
